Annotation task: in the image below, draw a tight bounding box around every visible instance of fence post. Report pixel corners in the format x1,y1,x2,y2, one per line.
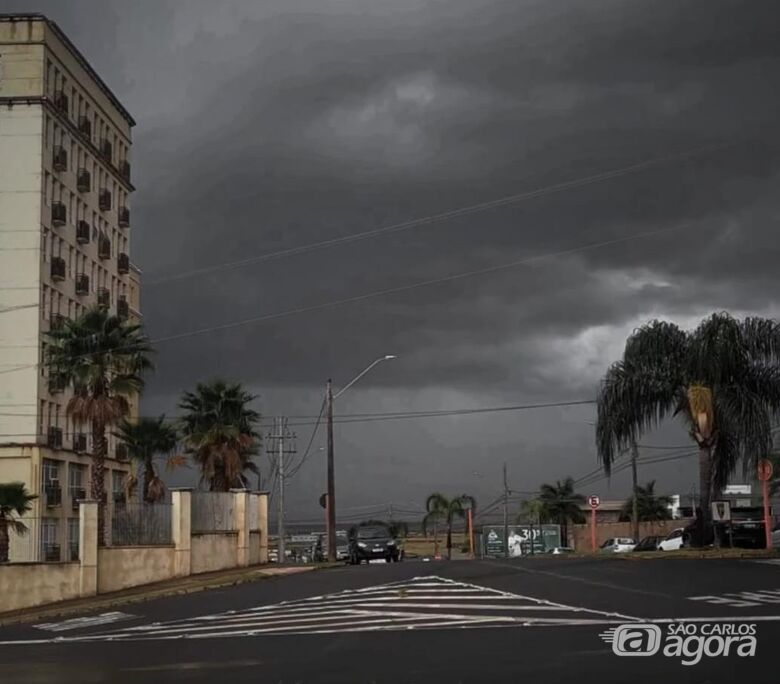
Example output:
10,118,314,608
171,488,192,578
232,489,250,568
257,491,269,564
78,500,99,597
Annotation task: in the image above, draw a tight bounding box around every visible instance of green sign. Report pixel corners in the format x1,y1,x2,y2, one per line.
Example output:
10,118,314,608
481,525,561,557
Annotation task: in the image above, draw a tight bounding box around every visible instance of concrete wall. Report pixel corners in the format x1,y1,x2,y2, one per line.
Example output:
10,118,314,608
249,531,261,565
191,532,238,575
570,519,692,551
97,546,175,594
0,562,79,612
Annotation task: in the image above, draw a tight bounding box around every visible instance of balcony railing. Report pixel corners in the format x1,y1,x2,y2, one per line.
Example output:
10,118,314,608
117,296,129,321
117,252,130,274
70,487,86,512
119,159,131,182
68,543,80,562
48,374,67,394
118,206,130,228
53,145,68,172
98,234,111,260
75,273,90,296
76,220,91,244
47,426,63,449
73,432,88,453
99,189,112,211
77,168,91,192
97,287,110,308
99,138,112,163
115,443,129,461
52,201,67,227
50,256,66,281
50,313,66,331
77,115,92,139
43,543,61,562
53,90,68,115
44,484,62,508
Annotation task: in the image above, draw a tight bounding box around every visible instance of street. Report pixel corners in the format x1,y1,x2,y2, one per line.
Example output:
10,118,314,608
2,557,780,683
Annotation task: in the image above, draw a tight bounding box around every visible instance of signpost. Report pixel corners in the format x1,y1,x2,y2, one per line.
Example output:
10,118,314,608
588,495,600,552
758,459,773,550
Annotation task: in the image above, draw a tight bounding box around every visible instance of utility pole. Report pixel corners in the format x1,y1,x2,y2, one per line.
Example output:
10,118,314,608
631,441,640,543
326,379,336,562
267,417,296,565
503,463,510,559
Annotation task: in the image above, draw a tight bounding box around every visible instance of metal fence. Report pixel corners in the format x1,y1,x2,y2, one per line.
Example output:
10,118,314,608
109,503,173,546
3,517,41,563
191,492,236,533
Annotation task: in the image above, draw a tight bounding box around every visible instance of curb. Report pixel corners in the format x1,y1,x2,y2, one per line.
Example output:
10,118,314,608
0,564,334,627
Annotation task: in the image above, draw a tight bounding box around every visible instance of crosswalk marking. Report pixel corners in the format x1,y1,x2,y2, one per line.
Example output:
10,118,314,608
33,612,135,633
23,575,638,641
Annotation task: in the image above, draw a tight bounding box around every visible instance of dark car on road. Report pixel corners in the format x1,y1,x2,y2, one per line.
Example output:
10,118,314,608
633,535,663,551
348,524,400,564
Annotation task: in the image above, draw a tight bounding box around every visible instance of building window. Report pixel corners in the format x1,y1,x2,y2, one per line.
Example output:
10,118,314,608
112,471,126,504
41,518,59,561
67,518,80,561
68,463,86,500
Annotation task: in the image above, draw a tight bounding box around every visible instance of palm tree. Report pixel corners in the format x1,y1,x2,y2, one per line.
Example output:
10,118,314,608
596,314,780,545
114,416,181,503
46,307,152,543
538,478,585,546
0,483,37,563
179,380,260,491
619,480,672,523
422,493,475,560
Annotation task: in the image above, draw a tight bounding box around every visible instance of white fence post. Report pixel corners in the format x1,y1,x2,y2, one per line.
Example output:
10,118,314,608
232,489,250,568
171,488,192,577
78,500,99,597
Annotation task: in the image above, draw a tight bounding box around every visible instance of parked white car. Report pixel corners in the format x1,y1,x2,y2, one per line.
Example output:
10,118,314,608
658,528,691,551
599,538,635,553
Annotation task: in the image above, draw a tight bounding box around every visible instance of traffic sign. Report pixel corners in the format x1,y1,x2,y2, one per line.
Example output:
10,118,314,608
758,460,773,482
588,495,601,509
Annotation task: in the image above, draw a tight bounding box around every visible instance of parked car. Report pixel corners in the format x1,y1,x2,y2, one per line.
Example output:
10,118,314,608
633,535,663,552
658,528,691,551
348,524,401,564
546,546,575,555
721,507,766,549
599,538,635,553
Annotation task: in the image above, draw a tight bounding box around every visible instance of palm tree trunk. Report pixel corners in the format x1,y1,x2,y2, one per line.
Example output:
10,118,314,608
91,418,107,546
697,445,713,547
143,461,154,503
0,519,9,563
446,520,453,560
560,515,567,548
433,520,439,558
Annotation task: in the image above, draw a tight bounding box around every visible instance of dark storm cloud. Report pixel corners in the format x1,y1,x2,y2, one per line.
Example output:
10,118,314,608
6,0,780,511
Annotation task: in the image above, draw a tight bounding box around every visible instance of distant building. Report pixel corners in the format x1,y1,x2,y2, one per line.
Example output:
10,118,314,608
0,14,139,561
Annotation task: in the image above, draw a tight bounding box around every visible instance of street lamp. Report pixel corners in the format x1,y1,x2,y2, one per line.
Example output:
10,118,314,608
326,355,396,562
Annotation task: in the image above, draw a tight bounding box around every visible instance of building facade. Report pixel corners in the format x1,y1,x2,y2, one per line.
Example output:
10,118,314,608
0,14,140,561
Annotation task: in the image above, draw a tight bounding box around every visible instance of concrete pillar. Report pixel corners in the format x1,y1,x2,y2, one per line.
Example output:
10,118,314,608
232,489,250,567
257,491,269,564
171,488,192,578
78,500,98,597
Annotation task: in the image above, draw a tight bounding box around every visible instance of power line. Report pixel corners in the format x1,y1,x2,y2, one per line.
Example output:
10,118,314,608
285,398,326,480
143,141,728,287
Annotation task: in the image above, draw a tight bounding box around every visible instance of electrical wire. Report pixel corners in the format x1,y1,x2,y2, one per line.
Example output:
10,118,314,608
285,398,326,480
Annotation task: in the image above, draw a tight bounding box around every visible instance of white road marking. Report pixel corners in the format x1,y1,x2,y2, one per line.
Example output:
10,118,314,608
689,588,780,608
34,612,135,632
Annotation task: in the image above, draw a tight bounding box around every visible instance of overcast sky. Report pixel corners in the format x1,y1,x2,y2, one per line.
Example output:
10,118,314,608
8,0,780,521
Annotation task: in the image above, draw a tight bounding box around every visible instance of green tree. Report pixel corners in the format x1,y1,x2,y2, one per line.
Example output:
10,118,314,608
0,483,37,563
422,493,475,560
46,307,152,543
619,480,672,523
179,380,260,491
538,478,585,545
114,416,181,503
596,314,780,545
516,498,548,554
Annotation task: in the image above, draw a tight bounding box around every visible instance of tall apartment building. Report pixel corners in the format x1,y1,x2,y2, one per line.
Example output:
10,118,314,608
0,14,141,561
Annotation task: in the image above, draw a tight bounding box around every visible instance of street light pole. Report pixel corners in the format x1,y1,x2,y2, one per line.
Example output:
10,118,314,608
325,355,396,563
326,378,336,562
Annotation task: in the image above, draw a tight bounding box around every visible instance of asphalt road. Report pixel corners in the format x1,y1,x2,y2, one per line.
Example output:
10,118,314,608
2,556,780,683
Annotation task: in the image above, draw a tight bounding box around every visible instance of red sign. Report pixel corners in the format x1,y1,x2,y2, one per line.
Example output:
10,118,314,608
588,495,601,509
758,460,773,482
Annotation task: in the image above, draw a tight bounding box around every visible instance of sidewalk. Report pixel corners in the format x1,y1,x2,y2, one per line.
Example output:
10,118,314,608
0,564,328,627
